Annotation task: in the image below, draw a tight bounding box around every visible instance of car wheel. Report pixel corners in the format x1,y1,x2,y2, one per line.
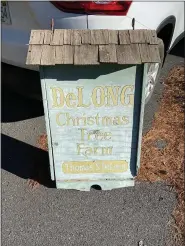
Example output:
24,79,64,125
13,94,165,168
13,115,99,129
145,38,165,105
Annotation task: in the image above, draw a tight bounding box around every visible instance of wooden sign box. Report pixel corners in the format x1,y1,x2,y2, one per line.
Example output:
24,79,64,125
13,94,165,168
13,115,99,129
26,29,161,191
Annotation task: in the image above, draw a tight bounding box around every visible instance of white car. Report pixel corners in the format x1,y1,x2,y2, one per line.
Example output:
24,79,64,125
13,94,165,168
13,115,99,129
2,1,184,102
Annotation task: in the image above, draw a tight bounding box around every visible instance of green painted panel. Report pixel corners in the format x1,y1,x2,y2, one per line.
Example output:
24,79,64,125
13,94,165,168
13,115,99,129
40,64,146,190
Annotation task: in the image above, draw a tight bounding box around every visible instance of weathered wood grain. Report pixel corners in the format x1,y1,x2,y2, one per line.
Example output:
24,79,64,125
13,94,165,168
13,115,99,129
63,29,71,45
26,29,161,65
91,30,109,44
26,45,42,65
118,30,130,44
146,30,158,44
51,29,64,45
55,45,74,64
117,44,141,64
81,30,91,44
99,45,117,63
129,30,147,43
29,30,45,44
139,44,151,62
71,30,81,45
74,45,99,65
148,45,161,62
43,30,52,44
41,45,55,65
139,44,161,63
108,30,118,44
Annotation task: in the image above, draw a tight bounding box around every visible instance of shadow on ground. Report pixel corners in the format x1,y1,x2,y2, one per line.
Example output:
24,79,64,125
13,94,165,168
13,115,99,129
1,134,55,188
1,62,42,100
1,85,44,123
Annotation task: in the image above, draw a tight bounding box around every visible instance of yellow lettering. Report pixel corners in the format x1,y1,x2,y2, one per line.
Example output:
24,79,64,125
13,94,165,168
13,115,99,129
77,87,91,108
84,147,93,156
94,147,99,155
77,143,83,155
95,113,100,125
87,131,95,141
51,87,65,108
95,162,101,171
105,86,120,106
120,85,134,106
62,160,128,174
92,86,105,107
102,116,113,126
80,128,85,141
56,112,66,126
122,116,129,125
77,144,113,157
87,117,95,125
76,116,87,126
65,93,76,108
113,116,122,125
66,113,76,126
102,147,113,155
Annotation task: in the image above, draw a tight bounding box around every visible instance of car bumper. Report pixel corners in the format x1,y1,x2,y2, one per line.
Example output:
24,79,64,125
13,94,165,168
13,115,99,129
2,28,37,70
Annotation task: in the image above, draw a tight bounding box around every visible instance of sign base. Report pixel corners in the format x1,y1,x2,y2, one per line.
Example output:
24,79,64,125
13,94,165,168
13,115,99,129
56,179,135,191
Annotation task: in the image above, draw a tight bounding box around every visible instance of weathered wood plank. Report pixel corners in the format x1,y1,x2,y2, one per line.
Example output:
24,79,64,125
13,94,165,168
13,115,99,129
55,45,74,64
26,45,42,65
51,29,64,45
118,30,130,44
139,44,151,62
146,30,158,44
148,45,161,62
91,30,109,44
108,30,118,44
99,45,117,63
129,29,147,43
117,44,141,64
29,30,45,44
139,44,161,63
63,29,72,45
71,30,81,45
43,30,52,44
74,45,99,65
40,45,55,65
81,30,91,44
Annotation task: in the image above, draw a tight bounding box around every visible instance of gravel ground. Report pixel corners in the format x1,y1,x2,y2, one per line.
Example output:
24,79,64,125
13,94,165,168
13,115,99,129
1,41,184,246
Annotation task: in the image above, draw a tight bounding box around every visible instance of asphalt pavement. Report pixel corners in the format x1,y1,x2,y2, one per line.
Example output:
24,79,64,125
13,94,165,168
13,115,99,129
1,40,184,246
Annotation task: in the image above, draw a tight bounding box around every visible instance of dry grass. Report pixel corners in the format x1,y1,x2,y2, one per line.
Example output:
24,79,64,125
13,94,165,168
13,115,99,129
138,65,185,244
38,65,184,243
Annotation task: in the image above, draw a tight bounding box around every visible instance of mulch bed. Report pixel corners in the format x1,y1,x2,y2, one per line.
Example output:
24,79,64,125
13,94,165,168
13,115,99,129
138,65,184,244
38,134,48,151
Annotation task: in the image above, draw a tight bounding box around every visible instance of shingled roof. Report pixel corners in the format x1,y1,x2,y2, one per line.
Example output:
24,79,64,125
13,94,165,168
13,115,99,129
26,29,161,66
